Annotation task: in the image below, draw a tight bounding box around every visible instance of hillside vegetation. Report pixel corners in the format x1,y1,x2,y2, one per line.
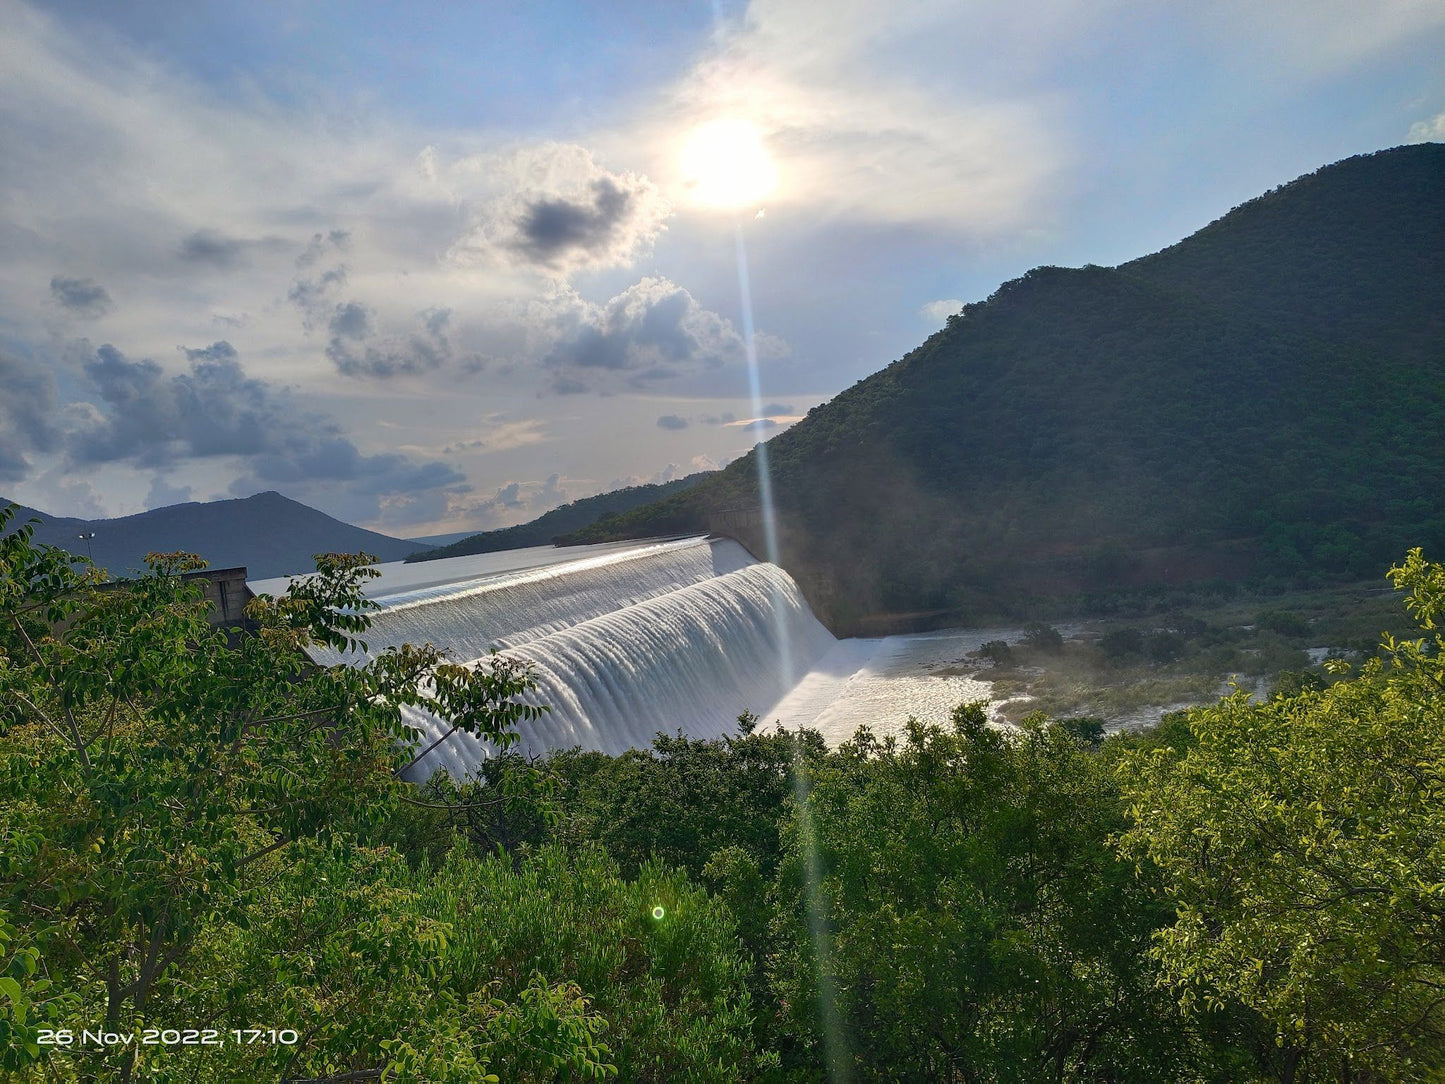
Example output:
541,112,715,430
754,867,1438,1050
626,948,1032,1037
564,145,1445,632
406,472,713,562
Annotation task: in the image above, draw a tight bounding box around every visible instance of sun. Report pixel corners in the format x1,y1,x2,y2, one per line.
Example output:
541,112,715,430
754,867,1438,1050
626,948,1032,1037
678,118,777,210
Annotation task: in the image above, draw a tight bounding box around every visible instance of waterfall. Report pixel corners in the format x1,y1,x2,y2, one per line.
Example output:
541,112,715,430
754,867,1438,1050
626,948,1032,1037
291,537,836,778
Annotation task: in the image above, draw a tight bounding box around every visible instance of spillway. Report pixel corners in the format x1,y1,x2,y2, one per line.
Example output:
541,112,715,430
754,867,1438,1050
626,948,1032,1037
256,537,837,778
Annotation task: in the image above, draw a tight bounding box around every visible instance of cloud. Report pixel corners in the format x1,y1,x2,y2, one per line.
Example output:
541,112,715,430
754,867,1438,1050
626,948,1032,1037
297,229,352,268
61,341,464,522
49,276,114,317
287,231,353,329
493,482,525,508
699,412,736,426
646,2,1440,237
0,349,60,482
442,417,548,454
179,231,237,264
449,144,671,277
540,276,765,393
68,341,267,467
605,462,686,488
760,402,793,416
287,266,349,327
49,476,108,519
144,472,192,509
448,472,572,529
635,2,1066,235
324,303,469,379
920,298,965,322
329,300,373,341
512,177,638,266
656,414,690,430
179,228,286,268
1409,112,1445,143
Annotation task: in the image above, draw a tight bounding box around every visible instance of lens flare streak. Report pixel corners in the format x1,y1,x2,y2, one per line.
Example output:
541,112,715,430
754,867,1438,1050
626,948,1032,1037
732,221,851,1077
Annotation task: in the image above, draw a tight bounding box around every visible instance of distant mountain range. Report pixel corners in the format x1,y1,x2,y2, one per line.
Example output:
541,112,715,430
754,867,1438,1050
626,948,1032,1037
1,491,430,580
562,144,1445,632
404,472,715,562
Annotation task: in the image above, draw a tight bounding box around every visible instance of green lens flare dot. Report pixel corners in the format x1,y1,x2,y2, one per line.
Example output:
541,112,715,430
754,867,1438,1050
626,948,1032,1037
652,906,666,920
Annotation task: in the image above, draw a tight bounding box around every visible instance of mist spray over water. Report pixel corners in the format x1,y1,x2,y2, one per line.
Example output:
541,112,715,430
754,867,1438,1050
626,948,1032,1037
734,221,850,1076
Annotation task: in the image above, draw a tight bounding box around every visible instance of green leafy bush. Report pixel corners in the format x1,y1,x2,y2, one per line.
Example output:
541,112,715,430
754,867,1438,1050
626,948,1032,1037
1118,549,1445,1080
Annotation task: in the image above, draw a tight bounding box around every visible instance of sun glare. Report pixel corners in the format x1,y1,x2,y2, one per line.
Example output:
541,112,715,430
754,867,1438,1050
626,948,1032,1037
679,118,777,210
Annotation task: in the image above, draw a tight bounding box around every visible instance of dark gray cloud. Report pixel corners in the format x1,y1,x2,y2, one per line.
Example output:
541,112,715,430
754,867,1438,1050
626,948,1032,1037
699,412,737,426
179,228,287,268
181,341,240,365
287,266,348,326
49,275,113,317
329,300,373,341
296,229,352,268
240,438,464,493
287,231,352,331
64,342,464,518
761,403,794,416
511,177,633,268
542,277,748,394
0,349,59,482
72,341,277,466
449,147,670,277
656,414,689,430
324,304,463,379
180,230,246,266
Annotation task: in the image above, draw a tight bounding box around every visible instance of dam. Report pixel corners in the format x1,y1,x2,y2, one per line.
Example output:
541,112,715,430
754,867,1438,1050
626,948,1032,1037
249,536,999,778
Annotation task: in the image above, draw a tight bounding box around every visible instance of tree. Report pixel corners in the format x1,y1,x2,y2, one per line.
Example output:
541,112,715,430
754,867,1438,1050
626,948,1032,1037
0,506,545,1079
1022,622,1065,653
1118,549,1445,1081
769,705,1224,1080
975,639,1015,667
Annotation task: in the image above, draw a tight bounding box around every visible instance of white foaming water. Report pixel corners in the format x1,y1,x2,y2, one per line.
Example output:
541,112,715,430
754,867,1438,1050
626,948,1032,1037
404,561,835,778
292,537,755,666
249,537,1027,778
765,629,1013,746
253,538,835,778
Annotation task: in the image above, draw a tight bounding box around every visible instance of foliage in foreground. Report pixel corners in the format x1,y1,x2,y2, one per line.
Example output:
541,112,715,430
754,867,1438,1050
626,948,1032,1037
0,506,755,1081
1118,548,1445,1081
768,706,1231,1081
453,559,1444,1081
3,498,1441,1081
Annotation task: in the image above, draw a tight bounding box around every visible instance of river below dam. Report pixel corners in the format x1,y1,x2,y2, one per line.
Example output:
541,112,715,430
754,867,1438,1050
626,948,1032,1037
249,536,1013,777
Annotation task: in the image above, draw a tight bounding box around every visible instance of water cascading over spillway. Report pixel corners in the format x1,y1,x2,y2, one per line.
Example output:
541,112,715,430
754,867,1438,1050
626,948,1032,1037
300,537,836,778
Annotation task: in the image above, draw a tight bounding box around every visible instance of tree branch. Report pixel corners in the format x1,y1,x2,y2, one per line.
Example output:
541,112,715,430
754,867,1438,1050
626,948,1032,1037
395,722,462,776
10,615,94,778
236,835,293,869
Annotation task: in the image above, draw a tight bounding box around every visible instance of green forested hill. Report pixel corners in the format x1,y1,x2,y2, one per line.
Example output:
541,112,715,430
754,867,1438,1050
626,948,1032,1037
405,471,713,562
562,145,1445,631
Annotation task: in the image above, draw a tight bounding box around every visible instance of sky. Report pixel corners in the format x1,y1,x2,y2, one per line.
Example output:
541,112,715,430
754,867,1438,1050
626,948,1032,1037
2,0,1443,537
